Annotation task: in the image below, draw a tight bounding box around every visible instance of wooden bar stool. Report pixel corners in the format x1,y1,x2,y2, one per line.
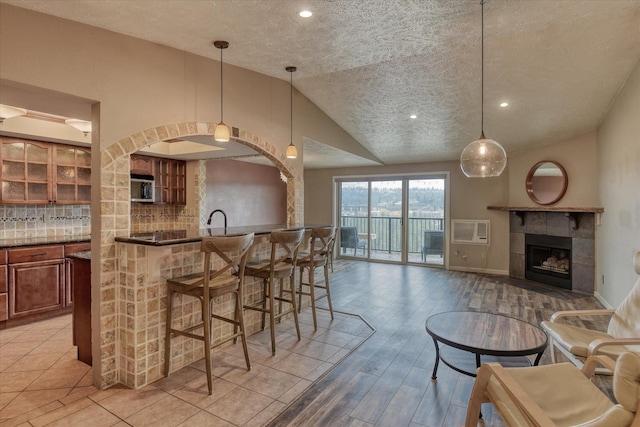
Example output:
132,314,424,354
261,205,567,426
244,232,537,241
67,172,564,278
297,226,337,330
164,232,254,395
243,228,305,355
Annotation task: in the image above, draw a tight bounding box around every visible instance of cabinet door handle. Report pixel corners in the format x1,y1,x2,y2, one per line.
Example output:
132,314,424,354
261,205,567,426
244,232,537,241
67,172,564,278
29,252,47,257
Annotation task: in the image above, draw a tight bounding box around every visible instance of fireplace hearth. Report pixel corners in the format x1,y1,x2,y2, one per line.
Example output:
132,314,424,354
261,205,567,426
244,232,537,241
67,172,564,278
525,234,572,289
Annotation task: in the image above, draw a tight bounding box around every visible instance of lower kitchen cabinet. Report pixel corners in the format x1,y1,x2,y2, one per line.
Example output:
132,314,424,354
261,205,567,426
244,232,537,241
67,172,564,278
0,241,90,327
8,245,65,319
0,250,7,321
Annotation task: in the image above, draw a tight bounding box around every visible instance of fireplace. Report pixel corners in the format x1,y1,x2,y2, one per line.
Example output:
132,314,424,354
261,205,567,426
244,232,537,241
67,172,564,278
525,234,572,289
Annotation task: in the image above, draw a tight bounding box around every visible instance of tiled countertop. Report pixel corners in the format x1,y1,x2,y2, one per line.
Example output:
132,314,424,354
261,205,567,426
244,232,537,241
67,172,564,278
0,234,91,249
115,224,330,246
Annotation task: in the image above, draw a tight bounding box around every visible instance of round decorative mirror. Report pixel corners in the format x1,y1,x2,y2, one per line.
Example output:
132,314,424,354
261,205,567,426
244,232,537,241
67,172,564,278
526,161,568,205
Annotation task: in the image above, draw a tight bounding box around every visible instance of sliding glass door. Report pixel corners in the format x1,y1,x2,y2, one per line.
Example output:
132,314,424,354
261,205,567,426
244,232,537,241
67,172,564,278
407,179,445,265
337,181,369,259
337,175,446,265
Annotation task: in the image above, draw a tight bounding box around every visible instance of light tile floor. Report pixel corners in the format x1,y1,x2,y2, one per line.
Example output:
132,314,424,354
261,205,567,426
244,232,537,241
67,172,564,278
0,308,374,426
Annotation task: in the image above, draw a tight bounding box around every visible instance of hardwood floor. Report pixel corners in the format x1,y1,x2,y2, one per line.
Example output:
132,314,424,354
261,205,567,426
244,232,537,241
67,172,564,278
269,260,610,427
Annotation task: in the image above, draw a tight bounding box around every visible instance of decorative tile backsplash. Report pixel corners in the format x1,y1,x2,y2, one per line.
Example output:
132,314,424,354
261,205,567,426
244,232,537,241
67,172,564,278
0,204,91,240
130,204,199,233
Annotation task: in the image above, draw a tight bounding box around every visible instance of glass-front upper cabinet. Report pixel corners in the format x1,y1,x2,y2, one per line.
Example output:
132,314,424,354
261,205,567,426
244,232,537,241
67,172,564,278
53,145,91,204
1,138,52,204
0,137,91,204
170,160,186,205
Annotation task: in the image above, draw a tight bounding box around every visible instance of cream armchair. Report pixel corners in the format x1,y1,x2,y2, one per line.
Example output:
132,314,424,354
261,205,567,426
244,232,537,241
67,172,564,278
540,251,640,370
464,352,640,427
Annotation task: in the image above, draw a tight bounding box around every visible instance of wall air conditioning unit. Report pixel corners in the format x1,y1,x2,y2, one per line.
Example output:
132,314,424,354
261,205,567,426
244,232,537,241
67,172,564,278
451,219,490,245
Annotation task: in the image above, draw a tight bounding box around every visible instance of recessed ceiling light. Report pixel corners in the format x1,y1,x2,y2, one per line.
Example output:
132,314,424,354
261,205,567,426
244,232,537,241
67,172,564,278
299,10,312,18
410,114,417,119
499,102,509,108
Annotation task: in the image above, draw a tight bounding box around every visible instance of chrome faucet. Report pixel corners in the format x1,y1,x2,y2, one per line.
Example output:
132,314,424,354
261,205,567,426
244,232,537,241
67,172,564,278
207,209,227,228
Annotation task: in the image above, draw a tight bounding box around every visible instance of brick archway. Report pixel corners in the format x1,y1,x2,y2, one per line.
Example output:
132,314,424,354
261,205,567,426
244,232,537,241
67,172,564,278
96,121,302,389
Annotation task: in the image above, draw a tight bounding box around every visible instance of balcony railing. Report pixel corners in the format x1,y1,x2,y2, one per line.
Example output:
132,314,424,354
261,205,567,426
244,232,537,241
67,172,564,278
340,216,444,255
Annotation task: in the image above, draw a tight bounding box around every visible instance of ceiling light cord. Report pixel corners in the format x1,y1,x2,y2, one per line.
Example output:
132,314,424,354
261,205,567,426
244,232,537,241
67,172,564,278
220,47,224,123
290,70,293,144
480,0,485,139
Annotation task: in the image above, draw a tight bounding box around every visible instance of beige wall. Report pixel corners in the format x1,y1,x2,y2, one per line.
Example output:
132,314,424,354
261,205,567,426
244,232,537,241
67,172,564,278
0,4,370,164
205,160,286,226
304,161,511,273
305,120,603,277
597,59,640,307
507,131,599,208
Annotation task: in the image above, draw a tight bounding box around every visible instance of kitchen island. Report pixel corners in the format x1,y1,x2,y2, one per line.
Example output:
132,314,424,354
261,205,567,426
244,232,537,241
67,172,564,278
114,224,329,389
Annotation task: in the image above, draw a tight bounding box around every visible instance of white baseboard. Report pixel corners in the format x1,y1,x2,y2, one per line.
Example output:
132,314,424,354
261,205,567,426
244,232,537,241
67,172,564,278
594,291,614,309
448,266,509,275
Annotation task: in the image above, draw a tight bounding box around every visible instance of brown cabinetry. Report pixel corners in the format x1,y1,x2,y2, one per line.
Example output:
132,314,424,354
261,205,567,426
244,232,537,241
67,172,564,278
0,137,51,204
64,242,91,306
0,241,90,327
0,250,7,322
8,245,65,318
53,145,91,204
130,154,155,176
70,255,92,365
0,137,91,204
130,154,186,205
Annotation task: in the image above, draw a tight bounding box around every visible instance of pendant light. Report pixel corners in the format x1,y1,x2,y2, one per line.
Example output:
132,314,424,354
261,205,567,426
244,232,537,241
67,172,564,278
0,104,27,124
65,118,92,136
460,0,506,178
213,40,230,142
285,66,298,159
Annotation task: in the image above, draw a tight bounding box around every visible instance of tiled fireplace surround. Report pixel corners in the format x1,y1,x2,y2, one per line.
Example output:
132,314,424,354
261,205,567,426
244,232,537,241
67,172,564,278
509,210,596,293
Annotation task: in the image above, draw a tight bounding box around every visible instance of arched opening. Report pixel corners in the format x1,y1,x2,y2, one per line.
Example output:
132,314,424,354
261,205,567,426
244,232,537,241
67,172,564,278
96,121,303,388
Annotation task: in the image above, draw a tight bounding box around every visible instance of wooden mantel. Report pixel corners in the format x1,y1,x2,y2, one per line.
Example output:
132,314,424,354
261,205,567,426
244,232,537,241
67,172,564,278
487,206,604,229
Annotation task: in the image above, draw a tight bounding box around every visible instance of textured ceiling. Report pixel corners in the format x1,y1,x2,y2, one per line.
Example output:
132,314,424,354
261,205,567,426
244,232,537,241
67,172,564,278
2,0,640,169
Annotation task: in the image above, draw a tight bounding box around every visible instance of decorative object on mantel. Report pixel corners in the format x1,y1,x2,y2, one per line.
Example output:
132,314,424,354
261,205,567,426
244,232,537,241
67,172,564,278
213,40,230,143
526,160,568,205
460,0,507,178
285,66,298,159
487,206,605,230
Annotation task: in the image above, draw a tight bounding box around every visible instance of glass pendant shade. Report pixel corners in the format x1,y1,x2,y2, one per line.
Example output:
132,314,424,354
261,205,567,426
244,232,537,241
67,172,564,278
460,135,507,177
286,143,297,159
0,104,27,123
214,122,230,142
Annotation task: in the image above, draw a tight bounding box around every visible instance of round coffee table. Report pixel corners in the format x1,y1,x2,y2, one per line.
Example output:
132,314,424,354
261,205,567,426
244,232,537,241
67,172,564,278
425,311,548,379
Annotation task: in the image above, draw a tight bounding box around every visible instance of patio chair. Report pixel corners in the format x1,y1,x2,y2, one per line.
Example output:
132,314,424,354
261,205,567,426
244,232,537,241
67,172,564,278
421,230,444,261
540,250,640,372
340,226,367,255
464,351,640,427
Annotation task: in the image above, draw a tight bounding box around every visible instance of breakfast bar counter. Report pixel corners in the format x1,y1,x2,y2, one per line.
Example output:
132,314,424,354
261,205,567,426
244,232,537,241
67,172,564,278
115,224,326,246
114,224,330,389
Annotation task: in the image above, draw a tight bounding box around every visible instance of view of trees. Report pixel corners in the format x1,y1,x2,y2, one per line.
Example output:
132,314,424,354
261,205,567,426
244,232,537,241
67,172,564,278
341,185,444,218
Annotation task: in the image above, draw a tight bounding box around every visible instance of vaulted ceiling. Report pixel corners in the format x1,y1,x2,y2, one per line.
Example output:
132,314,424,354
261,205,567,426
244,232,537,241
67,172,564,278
2,0,640,168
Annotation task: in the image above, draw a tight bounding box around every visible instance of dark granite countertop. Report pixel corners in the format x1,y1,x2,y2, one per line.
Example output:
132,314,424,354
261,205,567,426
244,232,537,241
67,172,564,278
115,224,330,246
67,251,91,261
0,234,91,249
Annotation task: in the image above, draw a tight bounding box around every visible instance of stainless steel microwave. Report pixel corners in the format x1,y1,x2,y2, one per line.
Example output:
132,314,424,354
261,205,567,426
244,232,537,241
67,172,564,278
131,174,155,203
